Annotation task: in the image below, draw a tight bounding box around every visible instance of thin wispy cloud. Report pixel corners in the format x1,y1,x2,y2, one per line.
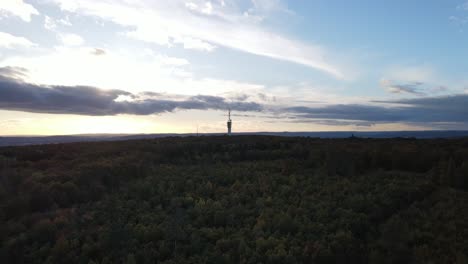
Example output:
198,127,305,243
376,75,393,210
450,1,468,30
380,79,425,95
457,1,468,10
0,31,36,48
48,0,344,79
380,65,454,96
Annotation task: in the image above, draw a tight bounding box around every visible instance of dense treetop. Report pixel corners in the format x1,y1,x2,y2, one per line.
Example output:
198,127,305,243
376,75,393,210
1,136,467,263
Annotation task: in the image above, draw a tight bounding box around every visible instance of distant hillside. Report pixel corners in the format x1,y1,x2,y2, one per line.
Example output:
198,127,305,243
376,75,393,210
1,136,467,263
2,130,468,147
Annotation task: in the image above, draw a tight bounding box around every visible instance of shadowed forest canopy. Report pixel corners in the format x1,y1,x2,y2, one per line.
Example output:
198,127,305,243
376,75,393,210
0,136,467,263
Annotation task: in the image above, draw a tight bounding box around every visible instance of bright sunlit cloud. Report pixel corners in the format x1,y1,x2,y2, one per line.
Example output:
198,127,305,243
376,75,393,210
0,31,36,48
48,0,344,78
0,0,39,22
59,33,84,46
1,0,468,134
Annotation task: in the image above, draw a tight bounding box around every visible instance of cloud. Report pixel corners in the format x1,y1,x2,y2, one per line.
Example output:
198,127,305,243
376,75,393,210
0,31,36,48
1,45,273,100
449,16,468,29
1,66,467,129
0,66,28,79
48,0,344,79
282,118,374,127
383,65,435,82
90,48,106,56
380,65,454,96
451,2,468,30
457,1,468,10
285,104,403,123
380,79,452,96
0,0,39,22
185,1,213,15
450,15,468,27
154,54,190,66
285,94,468,124
257,92,276,102
0,67,262,116
44,16,57,30
380,79,425,95
44,15,72,30
0,46,194,93
173,36,216,52
246,0,294,19
59,33,85,46
251,0,291,13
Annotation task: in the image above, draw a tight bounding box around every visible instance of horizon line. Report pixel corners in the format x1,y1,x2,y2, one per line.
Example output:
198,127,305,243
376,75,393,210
2,129,468,137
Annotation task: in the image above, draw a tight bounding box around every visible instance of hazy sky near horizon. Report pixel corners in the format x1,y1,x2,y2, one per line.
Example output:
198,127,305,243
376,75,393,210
1,0,468,135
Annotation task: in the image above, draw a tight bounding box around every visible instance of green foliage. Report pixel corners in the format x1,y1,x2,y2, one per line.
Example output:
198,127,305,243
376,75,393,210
0,136,467,263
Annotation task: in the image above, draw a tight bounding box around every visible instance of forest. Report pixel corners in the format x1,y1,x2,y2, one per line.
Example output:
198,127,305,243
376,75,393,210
0,135,467,264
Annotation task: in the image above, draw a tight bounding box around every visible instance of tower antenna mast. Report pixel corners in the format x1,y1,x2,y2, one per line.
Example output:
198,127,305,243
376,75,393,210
227,109,232,135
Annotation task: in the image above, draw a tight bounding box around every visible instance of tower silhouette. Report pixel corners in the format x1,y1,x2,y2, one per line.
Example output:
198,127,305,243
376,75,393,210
227,109,232,135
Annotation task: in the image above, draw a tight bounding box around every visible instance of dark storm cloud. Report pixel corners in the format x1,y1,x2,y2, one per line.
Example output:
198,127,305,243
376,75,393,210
286,94,468,124
0,67,262,115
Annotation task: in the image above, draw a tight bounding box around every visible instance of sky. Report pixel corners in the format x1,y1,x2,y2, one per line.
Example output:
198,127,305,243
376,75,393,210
1,0,468,135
